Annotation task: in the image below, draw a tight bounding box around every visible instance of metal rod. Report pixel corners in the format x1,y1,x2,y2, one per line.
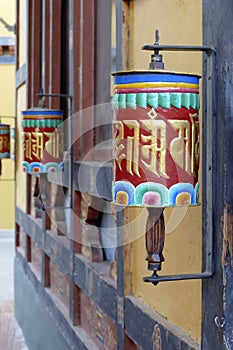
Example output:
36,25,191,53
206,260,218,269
204,44,215,275
68,0,76,324
116,0,122,71
0,17,16,33
142,44,216,55
37,92,72,98
68,96,74,210
116,207,124,350
143,271,213,285
41,0,46,92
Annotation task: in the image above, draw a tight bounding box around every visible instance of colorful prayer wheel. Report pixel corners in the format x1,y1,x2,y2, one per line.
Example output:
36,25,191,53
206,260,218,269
0,124,10,159
112,70,200,207
22,108,63,173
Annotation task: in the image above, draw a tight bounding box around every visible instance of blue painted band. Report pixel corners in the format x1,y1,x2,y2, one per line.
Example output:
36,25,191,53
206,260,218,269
0,124,10,127
22,110,62,116
113,72,200,85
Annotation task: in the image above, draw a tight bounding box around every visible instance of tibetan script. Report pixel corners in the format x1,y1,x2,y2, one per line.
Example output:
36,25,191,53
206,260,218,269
0,135,9,151
114,113,199,179
24,128,62,160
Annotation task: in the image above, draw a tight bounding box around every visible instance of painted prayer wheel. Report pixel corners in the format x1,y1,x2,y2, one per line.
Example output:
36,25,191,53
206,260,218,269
112,70,200,207
0,124,10,159
22,108,63,173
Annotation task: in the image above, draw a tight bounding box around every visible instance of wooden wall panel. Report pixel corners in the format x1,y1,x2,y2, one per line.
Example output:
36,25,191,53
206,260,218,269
51,0,62,109
72,0,95,160
73,0,81,114
44,0,50,107
28,0,42,108
44,0,62,109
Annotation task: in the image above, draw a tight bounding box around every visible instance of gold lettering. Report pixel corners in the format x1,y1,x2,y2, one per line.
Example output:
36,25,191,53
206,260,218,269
189,113,199,173
0,136,9,151
114,115,200,179
141,120,169,179
23,128,62,161
114,120,140,177
3,136,9,149
169,120,190,173
31,128,44,160
114,121,125,171
124,120,140,176
24,132,32,160
44,130,61,158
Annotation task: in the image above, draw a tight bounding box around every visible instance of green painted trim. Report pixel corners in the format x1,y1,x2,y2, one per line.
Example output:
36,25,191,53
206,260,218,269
0,130,10,135
22,119,62,128
113,92,200,110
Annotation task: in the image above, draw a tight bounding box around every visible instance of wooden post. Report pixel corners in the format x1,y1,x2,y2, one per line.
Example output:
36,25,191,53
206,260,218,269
202,1,233,349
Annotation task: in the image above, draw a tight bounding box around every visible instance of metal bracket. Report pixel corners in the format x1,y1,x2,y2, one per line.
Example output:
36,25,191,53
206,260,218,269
142,44,216,284
142,44,216,55
0,17,16,34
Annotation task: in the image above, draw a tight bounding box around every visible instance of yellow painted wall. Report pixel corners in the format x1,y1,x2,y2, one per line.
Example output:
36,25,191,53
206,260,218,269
18,0,27,67
15,0,27,212
128,0,202,343
16,83,27,211
0,0,15,229
0,1,15,37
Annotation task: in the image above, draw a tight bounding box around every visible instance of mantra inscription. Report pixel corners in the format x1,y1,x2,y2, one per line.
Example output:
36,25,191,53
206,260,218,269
0,135,10,154
112,105,200,206
22,110,63,173
24,128,62,161
114,112,199,181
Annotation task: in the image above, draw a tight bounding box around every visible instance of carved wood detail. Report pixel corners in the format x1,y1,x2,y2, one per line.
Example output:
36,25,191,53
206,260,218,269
145,208,165,271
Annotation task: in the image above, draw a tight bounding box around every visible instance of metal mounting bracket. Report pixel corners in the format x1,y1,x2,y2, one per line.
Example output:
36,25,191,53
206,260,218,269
141,42,216,284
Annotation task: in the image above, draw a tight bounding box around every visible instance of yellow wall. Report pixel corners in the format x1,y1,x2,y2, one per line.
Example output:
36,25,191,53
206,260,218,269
129,0,202,343
0,1,15,37
16,0,27,211
18,0,27,66
0,0,16,229
16,84,27,211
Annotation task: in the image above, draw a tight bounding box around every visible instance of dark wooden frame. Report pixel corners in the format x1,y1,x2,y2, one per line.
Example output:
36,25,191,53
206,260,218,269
201,1,233,349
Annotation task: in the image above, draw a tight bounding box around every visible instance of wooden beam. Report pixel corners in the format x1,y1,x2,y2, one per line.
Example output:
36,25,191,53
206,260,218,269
125,296,199,350
202,1,232,349
73,253,117,322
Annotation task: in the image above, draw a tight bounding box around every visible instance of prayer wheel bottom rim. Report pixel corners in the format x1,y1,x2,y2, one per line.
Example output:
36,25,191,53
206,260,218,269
22,161,64,173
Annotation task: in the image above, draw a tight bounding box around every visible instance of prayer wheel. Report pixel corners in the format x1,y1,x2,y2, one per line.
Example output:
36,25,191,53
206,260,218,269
22,108,63,173
112,30,203,279
0,123,10,159
112,70,200,208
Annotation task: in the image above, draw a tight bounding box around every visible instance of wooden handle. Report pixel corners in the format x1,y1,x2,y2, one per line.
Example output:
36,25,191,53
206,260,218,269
145,208,165,271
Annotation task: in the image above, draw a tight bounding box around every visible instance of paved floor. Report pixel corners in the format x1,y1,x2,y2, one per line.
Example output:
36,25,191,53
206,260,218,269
0,235,29,349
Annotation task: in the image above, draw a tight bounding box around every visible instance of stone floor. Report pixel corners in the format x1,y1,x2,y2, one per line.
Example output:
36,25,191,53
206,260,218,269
0,301,28,350
0,234,29,349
